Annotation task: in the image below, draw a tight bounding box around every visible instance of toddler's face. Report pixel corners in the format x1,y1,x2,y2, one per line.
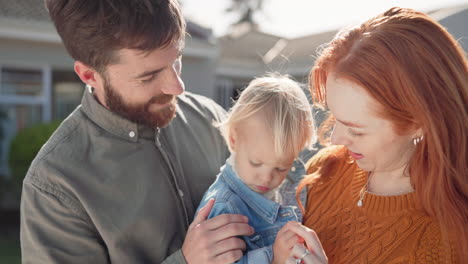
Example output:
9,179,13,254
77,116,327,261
231,116,295,194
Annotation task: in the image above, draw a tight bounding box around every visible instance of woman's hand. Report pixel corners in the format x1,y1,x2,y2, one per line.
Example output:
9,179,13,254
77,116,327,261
283,222,328,264
271,221,304,264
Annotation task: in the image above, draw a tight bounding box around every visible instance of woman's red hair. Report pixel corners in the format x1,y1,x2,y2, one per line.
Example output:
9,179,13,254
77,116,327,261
303,7,468,261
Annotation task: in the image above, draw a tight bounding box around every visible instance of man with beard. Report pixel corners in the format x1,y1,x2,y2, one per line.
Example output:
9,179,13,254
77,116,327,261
20,0,254,263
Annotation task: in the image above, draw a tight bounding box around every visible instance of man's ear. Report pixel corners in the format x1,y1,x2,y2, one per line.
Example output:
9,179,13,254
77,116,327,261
74,61,102,90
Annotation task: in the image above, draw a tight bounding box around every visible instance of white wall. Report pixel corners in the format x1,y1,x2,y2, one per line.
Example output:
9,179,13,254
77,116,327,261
0,38,73,69
0,37,221,103
181,56,218,102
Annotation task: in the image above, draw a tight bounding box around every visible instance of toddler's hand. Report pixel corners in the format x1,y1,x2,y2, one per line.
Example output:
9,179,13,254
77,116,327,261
271,221,304,264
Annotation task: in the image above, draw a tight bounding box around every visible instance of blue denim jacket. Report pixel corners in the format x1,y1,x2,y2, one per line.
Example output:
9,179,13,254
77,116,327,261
196,157,308,264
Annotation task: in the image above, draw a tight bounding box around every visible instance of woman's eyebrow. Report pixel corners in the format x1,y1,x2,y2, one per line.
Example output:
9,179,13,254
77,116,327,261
337,119,366,128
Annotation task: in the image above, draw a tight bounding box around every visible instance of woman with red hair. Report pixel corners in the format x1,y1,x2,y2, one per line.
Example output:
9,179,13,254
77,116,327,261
275,7,467,264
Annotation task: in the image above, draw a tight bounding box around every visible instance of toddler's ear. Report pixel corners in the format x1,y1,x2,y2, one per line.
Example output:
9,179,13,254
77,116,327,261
229,128,237,151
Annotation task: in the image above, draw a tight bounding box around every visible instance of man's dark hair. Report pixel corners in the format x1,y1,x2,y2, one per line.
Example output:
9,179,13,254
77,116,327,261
45,0,186,72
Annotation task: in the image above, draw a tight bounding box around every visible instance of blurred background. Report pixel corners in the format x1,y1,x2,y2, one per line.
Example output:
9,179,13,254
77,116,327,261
0,0,467,262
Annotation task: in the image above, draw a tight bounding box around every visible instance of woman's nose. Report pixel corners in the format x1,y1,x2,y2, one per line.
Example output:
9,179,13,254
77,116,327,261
331,123,350,146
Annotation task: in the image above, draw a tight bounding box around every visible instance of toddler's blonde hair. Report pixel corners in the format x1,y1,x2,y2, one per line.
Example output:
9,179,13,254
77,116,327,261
220,74,316,158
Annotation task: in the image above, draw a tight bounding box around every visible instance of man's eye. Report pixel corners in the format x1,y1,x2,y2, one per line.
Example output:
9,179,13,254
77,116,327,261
140,75,156,84
276,167,288,172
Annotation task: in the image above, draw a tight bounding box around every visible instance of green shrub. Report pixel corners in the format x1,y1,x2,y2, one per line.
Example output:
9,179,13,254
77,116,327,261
0,110,6,148
8,120,62,193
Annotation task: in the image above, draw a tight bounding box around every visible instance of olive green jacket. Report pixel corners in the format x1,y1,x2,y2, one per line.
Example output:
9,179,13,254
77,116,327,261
20,88,228,263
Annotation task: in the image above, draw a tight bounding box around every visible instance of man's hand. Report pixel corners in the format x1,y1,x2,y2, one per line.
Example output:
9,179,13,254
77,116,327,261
182,199,254,264
272,221,304,264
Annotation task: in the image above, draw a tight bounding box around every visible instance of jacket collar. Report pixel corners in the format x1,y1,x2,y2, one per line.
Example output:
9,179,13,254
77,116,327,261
81,85,156,142
222,163,281,224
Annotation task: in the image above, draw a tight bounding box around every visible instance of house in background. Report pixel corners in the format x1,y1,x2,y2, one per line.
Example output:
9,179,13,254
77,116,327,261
0,0,218,177
215,3,468,109
0,1,466,177
430,4,468,51
215,23,337,108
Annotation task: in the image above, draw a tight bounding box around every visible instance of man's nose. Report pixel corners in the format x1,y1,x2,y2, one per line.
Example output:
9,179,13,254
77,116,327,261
161,69,185,95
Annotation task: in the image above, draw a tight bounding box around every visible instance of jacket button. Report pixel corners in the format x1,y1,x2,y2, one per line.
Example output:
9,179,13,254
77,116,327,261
291,166,296,172
129,131,136,138
178,189,184,197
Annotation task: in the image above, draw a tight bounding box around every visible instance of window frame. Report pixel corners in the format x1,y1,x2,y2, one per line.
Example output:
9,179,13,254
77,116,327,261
0,63,52,122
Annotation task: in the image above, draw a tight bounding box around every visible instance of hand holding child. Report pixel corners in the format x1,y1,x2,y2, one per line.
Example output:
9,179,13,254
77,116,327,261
182,199,254,264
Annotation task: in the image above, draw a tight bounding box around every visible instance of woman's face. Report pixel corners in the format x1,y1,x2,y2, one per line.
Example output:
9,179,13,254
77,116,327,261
325,74,417,173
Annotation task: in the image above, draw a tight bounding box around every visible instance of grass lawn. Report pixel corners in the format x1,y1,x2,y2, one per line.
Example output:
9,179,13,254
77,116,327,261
0,237,21,264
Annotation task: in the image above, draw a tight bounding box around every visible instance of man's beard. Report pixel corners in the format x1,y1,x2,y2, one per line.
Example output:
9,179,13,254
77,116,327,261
103,79,177,128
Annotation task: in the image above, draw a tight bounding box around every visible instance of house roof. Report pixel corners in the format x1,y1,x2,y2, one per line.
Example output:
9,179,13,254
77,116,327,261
217,3,468,80
267,30,337,72
427,2,468,20
217,22,338,79
433,4,468,51
219,23,282,62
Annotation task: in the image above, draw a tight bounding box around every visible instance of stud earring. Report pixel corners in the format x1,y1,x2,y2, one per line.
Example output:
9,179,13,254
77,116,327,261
86,84,94,94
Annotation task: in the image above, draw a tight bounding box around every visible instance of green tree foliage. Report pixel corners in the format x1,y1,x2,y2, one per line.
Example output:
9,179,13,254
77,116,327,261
0,110,7,200
0,110,6,147
8,120,61,193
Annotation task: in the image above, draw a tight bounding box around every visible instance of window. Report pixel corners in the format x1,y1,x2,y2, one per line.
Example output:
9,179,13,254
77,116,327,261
0,64,51,177
0,67,43,96
52,70,83,120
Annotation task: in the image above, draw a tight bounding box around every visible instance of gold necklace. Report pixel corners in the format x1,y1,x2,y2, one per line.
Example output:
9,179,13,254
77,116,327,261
357,173,371,207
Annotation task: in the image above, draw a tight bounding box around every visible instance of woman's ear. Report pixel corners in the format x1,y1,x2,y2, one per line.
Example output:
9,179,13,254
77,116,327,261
413,127,424,139
411,127,425,146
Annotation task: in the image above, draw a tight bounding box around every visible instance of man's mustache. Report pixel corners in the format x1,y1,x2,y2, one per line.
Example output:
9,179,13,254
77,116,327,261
148,94,175,105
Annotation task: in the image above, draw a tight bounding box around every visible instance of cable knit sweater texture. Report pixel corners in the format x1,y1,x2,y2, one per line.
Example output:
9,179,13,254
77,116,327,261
301,146,455,264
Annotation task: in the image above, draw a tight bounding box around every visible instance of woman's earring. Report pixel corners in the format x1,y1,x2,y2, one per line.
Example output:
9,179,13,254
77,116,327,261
413,135,424,145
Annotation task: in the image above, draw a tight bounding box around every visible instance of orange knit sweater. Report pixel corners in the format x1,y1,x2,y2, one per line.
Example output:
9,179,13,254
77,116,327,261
301,146,455,264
